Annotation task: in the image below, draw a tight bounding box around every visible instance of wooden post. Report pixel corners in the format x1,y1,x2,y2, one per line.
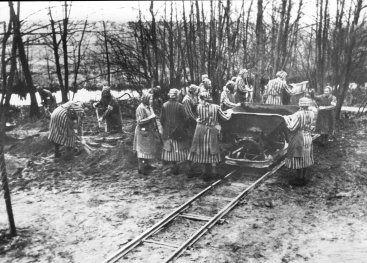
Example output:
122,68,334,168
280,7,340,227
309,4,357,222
0,108,17,236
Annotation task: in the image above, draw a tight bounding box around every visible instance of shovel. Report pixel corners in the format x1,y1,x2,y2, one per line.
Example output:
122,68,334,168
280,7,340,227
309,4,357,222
95,108,102,129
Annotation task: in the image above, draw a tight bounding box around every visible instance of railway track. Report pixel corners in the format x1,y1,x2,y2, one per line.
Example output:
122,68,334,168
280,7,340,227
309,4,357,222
104,134,320,263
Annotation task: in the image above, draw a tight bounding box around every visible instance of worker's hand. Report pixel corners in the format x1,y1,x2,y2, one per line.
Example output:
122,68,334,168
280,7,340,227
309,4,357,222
93,103,98,108
226,109,234,116
107,105,113,111
98,118,103,122
236,103,241,107
150,113,156,119
310,89,315,99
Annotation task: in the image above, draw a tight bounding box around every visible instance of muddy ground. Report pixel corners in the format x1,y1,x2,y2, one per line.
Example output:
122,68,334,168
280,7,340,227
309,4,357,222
1,108,367,263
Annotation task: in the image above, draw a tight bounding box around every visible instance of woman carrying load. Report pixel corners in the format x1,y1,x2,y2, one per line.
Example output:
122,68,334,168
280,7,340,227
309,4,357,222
263,70,294,105
160,89,190,175
283,97,316,186
187,91,233,181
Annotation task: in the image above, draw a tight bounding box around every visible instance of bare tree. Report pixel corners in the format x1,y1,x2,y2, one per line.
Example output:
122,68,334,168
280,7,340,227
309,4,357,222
9,0,39,117
0,18,17,237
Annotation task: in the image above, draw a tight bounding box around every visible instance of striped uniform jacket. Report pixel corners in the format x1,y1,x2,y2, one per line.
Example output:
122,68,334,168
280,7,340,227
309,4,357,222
182,94,198,122
235,76,252,103
160,100,189,162
264,77,293,105
284,109,316,169
48,102,84,147
220,87,237,111
188,102,230,164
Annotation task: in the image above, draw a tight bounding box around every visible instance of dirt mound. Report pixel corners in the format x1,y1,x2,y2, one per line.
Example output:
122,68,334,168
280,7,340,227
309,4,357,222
6,133,54,156
82,140,138,175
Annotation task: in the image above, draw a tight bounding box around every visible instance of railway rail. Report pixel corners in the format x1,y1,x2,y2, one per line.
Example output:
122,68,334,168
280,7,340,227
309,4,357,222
103,134,320,263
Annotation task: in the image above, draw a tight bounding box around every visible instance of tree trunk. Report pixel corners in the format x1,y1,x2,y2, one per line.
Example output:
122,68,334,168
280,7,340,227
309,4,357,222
73,19,87,95
0,108,17,236
254,0,264,101
102,20,110,86
61,1,69,102
9,1,39,117
49,8,65,100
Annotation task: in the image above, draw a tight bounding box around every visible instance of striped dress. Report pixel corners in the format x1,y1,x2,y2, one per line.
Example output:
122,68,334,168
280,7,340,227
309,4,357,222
182,95,198,121
220,87,237,111
133,103,160,159
264,77,293,105
188,102,230,164
48,102,85,147
284,109,316,169
182,94,198,138
235,76,252,103
160,100,189,162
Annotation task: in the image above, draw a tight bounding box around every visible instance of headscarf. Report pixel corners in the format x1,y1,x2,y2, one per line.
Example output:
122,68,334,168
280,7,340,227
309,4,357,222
203,78,212,88
298,97,312,107
226,80,236,92
141,92,152,106
324,86,332,93
168,88,179,99
201,74,209,81
188,84,199,94
276,71,287,79
239,69,248,76
102,86,111,97
62,101,85,119
199,91,212,102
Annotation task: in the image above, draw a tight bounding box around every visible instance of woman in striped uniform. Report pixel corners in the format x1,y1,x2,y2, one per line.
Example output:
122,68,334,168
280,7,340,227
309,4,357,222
182,84,199,177
263,71,294,105
188,91,233,181
160,89,190,175
283,97,316,186
221,80,240,111
48,101,85,160
182,84,199,134
235,69,254,103
133,93,161,175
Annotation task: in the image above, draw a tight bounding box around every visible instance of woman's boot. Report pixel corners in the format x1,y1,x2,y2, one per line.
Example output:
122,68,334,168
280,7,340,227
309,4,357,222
54,143,61,159
138,158,148,175
63,147,73,161
211,164,219,179
302,168,308,184
186,161,196,178
171,162,179,175
202,164,211,182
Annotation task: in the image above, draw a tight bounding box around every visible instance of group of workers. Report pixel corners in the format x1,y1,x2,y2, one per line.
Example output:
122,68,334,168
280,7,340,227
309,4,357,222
43,69,337,185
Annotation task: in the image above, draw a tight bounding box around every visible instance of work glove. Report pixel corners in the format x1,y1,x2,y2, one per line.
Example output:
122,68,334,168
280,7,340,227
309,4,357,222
107,105,113,111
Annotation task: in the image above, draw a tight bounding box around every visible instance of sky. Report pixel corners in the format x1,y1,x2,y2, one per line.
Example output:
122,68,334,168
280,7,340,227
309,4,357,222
0,1,154,22
0,1,320,24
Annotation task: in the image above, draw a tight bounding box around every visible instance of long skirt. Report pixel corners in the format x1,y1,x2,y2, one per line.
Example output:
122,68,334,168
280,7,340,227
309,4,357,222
106,110,123,132
133,125,161,160
161,139,189,162
315,107,335,135
285,132,314,169
48,106,76,147
188,127,221,164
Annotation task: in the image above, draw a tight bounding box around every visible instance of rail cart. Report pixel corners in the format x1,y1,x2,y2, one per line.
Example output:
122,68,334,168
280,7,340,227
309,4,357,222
221,103,300,168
